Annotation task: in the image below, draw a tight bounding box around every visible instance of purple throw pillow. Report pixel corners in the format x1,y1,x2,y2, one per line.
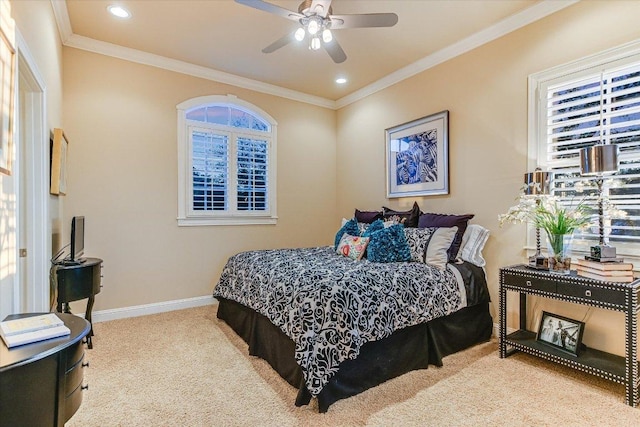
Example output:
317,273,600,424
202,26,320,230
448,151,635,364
354,209,384,224
418,213,475,261
382,201,422,228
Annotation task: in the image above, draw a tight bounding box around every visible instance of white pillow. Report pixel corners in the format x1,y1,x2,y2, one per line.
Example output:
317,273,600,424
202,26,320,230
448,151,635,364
425,226,458,269
459,224,489,267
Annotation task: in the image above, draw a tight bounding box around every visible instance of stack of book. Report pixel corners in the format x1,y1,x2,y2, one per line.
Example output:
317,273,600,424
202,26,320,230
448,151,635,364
575,258,635,283
0,313,70,348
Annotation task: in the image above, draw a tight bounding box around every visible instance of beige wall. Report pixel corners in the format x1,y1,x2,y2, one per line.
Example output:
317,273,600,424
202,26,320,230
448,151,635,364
62,49,336,310
336,0,640,356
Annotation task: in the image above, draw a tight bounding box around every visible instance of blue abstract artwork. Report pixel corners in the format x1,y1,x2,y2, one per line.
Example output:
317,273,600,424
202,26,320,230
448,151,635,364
395,129,438,185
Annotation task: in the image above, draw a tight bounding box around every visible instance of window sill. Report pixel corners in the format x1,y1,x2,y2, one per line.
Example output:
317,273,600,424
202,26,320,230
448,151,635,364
177,216,278,226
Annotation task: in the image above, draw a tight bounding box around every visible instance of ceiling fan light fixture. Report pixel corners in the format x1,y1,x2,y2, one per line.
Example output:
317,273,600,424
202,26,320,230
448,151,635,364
294,27,306,41
310,36,321,51
307,19,319,35
322,29,332,43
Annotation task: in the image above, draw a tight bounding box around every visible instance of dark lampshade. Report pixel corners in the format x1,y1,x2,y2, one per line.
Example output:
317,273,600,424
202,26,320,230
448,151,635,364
580,144,619,176
523,169,551,196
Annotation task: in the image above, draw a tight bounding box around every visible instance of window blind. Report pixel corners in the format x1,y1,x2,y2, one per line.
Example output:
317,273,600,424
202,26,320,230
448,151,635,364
236,136,268,211
545,62,640,245
191,130,228,211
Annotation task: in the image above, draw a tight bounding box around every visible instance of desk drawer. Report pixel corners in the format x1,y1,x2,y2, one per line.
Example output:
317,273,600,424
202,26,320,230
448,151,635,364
504,273,556,293
65,352,85,396
557,282,626,306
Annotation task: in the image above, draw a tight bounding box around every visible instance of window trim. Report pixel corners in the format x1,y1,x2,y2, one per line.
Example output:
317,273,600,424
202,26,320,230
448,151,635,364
177,94,278,226
528,39,640,258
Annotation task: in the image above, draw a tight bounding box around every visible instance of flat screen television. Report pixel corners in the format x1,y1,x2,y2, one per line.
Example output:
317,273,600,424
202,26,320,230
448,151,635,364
70,216,85,263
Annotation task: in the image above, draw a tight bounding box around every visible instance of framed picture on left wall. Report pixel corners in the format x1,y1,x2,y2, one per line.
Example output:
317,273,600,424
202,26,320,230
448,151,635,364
50,128,68,195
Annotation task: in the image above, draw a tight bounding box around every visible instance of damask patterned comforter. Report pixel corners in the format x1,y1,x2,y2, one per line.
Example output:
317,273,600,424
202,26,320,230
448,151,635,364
213,246,466,397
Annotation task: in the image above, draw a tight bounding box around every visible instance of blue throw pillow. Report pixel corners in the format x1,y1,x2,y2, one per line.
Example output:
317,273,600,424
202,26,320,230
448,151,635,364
334,218,359,249
366,224,412,263
361,219,385,238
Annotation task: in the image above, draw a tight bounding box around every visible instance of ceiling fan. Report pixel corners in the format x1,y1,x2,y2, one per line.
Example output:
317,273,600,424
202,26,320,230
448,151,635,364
235,0,398,63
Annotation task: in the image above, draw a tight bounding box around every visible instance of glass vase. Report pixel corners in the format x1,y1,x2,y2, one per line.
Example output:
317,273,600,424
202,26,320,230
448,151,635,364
547,232,573,274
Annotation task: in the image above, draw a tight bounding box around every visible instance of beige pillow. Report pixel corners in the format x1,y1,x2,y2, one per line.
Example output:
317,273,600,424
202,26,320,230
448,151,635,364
425,226,458,269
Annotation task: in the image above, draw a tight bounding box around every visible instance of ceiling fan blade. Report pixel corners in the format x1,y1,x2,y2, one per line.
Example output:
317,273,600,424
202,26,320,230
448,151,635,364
329,13,398,29
309,0,333,18
262,33,295,54
324,39,347,64
235,0,303,21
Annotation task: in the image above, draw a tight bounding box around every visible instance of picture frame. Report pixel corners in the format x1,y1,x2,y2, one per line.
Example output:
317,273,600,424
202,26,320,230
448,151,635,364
0,19,15,176
386,110,449,198
536,311,584,356
50,128,68,195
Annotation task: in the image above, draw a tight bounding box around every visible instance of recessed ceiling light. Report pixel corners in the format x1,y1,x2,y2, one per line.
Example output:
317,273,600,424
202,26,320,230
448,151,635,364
107,5,131,19
336,77,347,84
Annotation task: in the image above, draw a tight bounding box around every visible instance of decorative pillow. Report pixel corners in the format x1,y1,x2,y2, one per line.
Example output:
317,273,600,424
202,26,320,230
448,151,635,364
459,224,490,267
382,201,422,228
361,219,385,238
418,213,475,261
366,224,411,263
335,218,359,249
336,234,370,261
424,227,458,269
355,209,384,224
404,227,437,262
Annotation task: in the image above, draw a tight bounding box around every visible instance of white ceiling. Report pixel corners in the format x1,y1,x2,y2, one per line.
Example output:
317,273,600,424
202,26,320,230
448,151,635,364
56,0,577,107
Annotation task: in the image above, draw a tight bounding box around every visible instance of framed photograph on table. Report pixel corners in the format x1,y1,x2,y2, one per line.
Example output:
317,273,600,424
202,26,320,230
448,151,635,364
386,110,449,198
50,128,68,195
536,311,584,356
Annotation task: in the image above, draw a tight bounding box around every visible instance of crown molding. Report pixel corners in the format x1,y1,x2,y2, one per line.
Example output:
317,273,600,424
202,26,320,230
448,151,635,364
50,0,72,44
335,0,579,108
51,0,578,111
64,33,336,109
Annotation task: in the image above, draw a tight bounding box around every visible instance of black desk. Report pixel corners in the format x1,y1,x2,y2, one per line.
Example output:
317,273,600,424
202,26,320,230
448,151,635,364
52,258,103,348
0,313,90,426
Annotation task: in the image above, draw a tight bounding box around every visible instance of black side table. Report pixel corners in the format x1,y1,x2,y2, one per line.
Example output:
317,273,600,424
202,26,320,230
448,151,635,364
51,258,103,348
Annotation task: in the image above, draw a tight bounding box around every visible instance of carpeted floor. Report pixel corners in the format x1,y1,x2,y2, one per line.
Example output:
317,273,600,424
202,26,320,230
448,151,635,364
67,305,639,426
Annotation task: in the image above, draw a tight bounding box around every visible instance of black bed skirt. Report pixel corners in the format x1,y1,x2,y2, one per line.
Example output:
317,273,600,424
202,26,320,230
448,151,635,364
216,298,493,412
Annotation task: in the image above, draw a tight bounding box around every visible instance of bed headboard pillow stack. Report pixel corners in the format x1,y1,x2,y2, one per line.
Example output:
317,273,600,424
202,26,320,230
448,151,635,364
340,203,488,268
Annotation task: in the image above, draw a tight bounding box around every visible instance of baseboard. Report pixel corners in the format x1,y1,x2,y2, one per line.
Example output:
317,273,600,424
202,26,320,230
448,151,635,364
493,322,517,338
92,295,217,323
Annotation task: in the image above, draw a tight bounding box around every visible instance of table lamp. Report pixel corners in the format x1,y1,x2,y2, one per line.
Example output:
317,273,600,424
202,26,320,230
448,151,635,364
524,168,551,269
579,144,619,261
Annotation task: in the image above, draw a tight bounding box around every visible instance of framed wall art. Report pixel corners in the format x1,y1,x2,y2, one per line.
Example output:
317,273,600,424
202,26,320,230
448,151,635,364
0,4,15,176
50,128,68,195
386,110,449,198
536,311,584,356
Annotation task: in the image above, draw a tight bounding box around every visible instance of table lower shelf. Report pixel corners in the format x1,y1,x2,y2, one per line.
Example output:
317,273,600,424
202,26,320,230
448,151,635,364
504,330,629,384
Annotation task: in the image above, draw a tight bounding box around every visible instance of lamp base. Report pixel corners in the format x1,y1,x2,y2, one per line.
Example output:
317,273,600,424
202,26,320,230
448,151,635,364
589,245,617,261
528,254,549,270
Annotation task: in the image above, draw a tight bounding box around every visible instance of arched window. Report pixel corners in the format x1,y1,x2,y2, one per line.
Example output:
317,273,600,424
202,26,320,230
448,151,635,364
177,95,277,225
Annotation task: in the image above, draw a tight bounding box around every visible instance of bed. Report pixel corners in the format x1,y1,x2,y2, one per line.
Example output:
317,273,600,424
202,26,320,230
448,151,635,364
213,229,493,412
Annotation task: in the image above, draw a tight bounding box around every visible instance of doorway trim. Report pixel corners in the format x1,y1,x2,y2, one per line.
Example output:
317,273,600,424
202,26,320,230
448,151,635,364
16,30,49,312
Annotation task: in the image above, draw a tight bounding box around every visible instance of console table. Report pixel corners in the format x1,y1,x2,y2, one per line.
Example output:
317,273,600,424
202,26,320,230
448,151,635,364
52,258,103,348
499,264,640,406
0,312,90,426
